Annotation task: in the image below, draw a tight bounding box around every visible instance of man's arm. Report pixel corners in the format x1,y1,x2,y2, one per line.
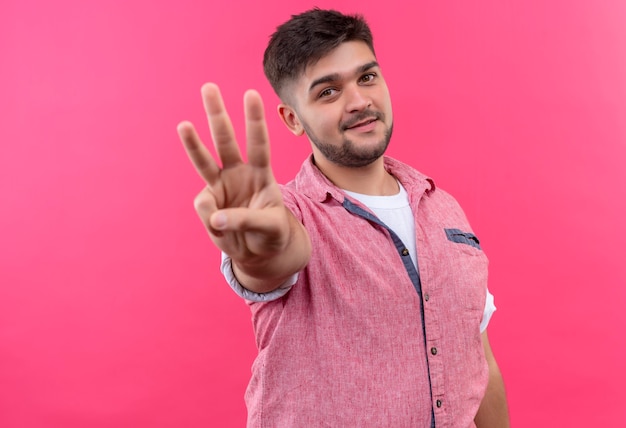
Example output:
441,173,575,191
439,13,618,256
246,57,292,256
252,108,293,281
475,331,510,428
229,207,310,293
178,83,311,293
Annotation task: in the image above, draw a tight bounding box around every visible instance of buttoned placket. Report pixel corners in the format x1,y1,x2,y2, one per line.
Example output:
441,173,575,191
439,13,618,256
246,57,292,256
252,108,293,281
342,198,438,428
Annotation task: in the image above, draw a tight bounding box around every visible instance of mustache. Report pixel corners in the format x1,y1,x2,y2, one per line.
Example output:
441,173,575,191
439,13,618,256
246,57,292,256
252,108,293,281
340,110,384,131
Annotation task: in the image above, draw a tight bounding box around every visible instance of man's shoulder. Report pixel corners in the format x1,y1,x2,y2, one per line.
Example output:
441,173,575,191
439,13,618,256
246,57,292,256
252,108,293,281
383,156,472,216
278,155,341,204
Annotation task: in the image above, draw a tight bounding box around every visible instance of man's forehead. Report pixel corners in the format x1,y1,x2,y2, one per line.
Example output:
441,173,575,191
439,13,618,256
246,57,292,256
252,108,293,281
300,41,377,82
278,41,378,104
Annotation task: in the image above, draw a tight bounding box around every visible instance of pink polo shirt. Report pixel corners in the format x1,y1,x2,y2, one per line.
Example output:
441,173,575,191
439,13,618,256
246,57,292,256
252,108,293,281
238,156,489,427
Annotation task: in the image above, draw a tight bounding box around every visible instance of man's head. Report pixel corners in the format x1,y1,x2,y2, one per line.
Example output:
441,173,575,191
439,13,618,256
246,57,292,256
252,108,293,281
263,8,375,101
264,9,393,171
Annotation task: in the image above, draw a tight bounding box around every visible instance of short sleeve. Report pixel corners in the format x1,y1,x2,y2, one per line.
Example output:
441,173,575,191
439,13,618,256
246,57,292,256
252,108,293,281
479,289,496,333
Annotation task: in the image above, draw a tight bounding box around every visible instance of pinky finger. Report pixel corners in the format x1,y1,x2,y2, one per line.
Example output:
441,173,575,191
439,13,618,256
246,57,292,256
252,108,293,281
193,186,222,236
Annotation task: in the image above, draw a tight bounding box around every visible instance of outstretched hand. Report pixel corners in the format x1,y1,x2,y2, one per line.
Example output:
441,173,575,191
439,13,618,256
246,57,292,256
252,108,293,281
178,83,292,269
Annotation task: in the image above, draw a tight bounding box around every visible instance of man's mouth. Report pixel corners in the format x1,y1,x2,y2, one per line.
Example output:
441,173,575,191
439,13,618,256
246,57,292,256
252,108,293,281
346,118,377,130
342,112,381,131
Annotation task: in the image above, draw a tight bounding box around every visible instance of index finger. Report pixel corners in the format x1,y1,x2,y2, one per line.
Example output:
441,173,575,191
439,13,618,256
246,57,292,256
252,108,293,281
244,89,271,168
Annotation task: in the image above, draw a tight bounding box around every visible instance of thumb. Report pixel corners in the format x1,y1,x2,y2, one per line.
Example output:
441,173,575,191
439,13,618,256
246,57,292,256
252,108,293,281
209,207,286,236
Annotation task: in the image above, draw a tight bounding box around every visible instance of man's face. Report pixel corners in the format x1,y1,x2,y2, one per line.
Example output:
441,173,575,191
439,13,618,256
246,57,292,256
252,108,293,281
281,41,394,168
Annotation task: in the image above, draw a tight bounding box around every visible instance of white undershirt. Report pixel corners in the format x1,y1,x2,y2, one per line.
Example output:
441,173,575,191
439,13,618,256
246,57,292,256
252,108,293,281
344,183,418,268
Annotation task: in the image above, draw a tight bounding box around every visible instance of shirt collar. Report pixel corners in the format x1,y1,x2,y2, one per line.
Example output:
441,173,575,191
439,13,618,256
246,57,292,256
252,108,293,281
291,154,436,203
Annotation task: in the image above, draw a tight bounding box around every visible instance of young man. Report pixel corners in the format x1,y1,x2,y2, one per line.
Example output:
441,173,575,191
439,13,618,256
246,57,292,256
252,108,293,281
178,8,510,427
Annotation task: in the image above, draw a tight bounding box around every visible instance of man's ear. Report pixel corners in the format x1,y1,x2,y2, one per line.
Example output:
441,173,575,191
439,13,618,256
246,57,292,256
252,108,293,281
278,104,305,136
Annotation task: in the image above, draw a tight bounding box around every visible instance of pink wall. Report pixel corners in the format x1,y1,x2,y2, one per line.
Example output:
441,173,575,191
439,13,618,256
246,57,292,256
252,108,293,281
1,0,625,426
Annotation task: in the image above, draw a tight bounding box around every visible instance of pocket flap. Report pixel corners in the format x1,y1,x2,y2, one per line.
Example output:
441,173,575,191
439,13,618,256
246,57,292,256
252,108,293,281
445,228,481,250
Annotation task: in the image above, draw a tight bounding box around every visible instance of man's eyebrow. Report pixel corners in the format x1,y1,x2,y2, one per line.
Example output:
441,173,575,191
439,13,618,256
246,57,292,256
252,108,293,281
357,61,379,74
308,61,380,93
308,73,340,93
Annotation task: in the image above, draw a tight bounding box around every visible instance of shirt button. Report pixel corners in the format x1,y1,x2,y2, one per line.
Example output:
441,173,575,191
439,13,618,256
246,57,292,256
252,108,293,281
431,347,438,355
424,294,430,301
436,399,442,408
402,248,409,256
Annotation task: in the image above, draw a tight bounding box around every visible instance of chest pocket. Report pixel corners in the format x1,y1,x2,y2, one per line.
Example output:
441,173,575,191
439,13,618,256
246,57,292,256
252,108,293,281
436,227,488,311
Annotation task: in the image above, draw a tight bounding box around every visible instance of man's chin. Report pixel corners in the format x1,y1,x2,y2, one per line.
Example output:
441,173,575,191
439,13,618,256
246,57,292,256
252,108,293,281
335,147,388,168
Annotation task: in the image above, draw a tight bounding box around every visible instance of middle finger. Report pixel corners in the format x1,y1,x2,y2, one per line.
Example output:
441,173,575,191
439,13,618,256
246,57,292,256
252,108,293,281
202,83,243,168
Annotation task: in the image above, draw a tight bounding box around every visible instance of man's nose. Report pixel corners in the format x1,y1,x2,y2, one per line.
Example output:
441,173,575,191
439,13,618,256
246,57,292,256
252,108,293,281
344,85,371,112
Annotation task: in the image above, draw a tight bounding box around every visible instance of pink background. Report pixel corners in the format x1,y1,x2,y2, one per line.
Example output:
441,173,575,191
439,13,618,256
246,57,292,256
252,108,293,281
1,0,625,426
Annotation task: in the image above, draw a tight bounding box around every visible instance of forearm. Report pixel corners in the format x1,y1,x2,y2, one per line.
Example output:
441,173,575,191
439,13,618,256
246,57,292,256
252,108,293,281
475,332,510,427
232,209,311,293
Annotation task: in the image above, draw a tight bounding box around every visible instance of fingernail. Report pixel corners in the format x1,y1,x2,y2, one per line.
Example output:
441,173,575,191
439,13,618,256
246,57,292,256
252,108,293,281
212,212,227,230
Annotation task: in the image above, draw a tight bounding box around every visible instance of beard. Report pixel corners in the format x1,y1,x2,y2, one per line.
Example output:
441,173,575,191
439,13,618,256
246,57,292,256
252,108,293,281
302,110,394,168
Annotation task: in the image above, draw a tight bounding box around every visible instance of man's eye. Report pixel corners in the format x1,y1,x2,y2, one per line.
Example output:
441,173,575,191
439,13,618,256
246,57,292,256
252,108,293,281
319,88,337,98
360,73,376,83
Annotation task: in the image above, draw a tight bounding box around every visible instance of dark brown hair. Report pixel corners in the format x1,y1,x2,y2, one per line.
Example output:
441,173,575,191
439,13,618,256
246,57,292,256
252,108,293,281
263,8,375,100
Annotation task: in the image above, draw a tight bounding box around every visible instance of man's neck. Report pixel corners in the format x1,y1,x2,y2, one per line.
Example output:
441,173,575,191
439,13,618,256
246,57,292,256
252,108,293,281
313,155,398,196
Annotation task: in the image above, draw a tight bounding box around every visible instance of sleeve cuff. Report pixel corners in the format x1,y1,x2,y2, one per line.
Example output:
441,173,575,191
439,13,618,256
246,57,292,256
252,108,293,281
220,252,298,302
